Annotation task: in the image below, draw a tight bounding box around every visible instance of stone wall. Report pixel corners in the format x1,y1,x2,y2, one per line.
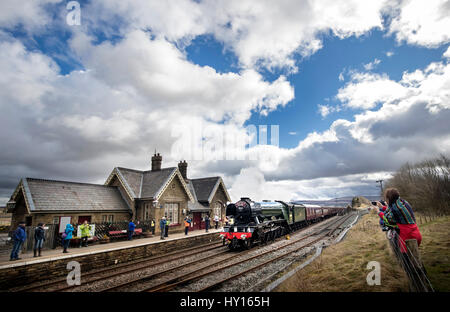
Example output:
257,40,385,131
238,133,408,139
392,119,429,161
0,232,220,290
210,184,228,226
153,174,190,234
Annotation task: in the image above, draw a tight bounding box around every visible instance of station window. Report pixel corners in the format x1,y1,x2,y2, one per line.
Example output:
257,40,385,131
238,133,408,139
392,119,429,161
164,203,179,224
213,203,221,219
52,217,59,224
108,215,114,222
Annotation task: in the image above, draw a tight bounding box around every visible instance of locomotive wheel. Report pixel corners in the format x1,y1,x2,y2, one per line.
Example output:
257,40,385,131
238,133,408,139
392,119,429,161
242,239,252,249
229,237,239,250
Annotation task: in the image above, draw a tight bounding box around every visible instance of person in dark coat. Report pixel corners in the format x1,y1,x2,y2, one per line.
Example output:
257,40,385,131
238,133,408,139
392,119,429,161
10,222,26,261
164,219,170,237
159,217,166,240
205,214,210,233
151,219,155,235
128,220,136,241
34,223,45,257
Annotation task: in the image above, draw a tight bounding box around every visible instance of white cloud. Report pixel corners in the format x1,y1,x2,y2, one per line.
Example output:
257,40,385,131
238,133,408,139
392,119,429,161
337,72,410,109
82,0,388,72
69,30,294,125
1,0,450,203
318,104,341,118
385,51,394,57
363,58,381,71
444,46,450,59
388,0,450,47
0,0,62,31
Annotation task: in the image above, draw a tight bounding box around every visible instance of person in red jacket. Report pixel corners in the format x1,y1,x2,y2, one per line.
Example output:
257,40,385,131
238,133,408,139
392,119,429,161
378,188,422,253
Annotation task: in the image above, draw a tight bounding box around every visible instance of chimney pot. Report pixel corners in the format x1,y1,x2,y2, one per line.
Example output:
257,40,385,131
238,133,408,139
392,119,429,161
151,152,162,171
178,160,188,180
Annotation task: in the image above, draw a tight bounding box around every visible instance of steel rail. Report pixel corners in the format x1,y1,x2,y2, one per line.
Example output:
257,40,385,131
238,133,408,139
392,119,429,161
197,214,353,292
143,214,352,292
18,240,222,292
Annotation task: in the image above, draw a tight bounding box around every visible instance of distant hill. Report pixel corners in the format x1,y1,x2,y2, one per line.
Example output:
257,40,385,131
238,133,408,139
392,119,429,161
292,195,381,207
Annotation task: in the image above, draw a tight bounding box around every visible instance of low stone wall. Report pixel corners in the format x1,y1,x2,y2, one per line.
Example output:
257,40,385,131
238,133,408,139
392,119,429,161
0,232,220,291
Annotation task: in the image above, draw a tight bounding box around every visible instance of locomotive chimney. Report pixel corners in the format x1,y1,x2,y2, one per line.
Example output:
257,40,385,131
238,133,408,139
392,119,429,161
151,152,162,171
178,160,188,180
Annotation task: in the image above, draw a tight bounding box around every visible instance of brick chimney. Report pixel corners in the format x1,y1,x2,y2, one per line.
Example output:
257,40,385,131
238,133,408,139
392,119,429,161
151,153,162,171
178,160,187,180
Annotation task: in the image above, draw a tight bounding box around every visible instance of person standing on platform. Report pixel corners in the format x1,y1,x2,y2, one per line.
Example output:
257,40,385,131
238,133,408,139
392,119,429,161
184,217,191,235
10,221,26,261
79,220,91,247
151,219,155,235
128,220,136,241
34,223,45,257
165,219,170,237
214,215,219,229
160,217,166,240
205,214,210,233
62,223,74,253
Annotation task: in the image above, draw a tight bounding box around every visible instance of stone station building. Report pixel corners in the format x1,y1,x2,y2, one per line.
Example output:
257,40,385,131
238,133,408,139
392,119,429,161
6,153,230,235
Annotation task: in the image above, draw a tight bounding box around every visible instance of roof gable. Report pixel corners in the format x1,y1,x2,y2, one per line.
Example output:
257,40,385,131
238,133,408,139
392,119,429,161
141,167,177,198
190,177,230,203
107,167,194,202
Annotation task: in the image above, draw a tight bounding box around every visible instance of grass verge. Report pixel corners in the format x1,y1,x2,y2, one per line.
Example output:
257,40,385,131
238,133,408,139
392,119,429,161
275,212,449,292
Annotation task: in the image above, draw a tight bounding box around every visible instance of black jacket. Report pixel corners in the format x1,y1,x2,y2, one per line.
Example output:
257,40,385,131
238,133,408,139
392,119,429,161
34,226,45,241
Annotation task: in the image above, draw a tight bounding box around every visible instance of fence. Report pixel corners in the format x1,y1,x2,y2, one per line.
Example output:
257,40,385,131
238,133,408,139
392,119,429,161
385,229,434,292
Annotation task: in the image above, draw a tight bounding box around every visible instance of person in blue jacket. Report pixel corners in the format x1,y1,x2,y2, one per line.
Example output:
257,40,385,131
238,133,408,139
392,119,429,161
159,217,167,240
10,221,27,261
63,223,74,253
128,220,136,240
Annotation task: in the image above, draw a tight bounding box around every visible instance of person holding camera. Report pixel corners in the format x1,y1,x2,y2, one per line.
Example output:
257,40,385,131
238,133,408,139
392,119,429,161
375,188,422,253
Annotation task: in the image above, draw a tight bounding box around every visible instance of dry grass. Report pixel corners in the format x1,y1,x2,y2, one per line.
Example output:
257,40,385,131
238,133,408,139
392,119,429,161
275,212,450,292
275,212,410,292
416,214,450,291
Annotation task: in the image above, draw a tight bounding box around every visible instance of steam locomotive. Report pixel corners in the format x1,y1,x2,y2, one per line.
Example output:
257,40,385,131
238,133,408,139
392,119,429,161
220,197,347,249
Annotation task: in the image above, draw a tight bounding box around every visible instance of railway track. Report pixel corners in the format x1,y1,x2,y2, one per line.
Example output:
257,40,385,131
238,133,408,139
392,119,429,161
14,213,352,293
16,240,222,292
197,213,355,292
111,214,352,292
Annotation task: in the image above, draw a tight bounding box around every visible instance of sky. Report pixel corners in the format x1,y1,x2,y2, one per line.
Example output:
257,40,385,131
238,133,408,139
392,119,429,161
0,0,449,204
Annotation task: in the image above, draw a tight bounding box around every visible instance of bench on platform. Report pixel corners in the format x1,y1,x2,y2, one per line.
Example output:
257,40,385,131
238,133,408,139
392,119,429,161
108,228,143,239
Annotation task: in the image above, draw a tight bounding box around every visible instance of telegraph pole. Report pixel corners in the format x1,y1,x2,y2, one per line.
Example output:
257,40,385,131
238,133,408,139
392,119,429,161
376,180,384,196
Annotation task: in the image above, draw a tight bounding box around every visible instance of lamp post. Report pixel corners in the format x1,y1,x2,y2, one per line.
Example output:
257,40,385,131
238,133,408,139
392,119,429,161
376,180,384,196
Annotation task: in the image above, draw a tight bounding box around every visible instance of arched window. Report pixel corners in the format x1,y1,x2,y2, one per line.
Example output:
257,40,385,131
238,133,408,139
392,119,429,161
213,202,222,219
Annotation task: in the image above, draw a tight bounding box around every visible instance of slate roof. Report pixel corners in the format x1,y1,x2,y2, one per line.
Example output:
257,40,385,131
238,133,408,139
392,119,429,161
110,167,191,200
116,168,143,198
187,180,210,212
190,177,222,203
18,178,131,212
140,167,177,198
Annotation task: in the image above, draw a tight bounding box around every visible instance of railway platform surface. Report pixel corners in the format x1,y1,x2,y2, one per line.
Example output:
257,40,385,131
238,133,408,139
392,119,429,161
0,228,222,269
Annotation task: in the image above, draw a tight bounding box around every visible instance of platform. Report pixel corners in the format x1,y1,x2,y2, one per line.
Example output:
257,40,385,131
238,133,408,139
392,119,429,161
0,228,222,269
